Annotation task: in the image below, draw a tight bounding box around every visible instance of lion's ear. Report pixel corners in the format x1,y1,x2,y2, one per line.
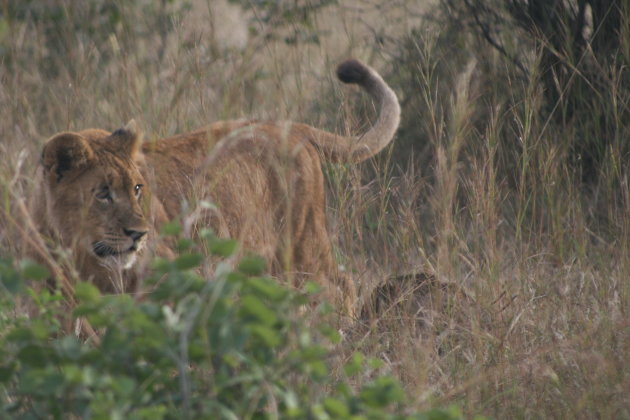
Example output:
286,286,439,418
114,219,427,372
110,119,143,158
42,133,94,183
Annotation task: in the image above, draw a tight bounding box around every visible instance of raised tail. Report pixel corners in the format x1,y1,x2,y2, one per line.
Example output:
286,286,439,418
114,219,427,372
301,58,401,163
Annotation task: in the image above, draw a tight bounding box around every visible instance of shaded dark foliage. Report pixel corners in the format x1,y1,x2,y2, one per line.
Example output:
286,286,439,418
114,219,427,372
437,0,629,179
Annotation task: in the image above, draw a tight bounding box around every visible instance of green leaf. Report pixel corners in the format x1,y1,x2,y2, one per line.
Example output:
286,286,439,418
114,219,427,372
282,390,299,414
175,253,203,270
343,352,364,377
0,364,15,383
135,405,167,420
245,276,287,301
111,376,136,396
368,357,384,369
304,281,321,294
160,221,182,236
250,325,281,348
150,257,172,272
307,360,328,379
359,376,405,408
85,312,111,328
227,271,248,285
222,353,240,368
17,345,50,368
239,295,277,326
208,238,238,257
319,325,341,344
238,255,266,276
0,259,22,294
8,321,48,343
19,259,50,281
60,364,82,384
198,227,216,240
419,406,465,420
75,282,101,303
323,397,350,417
6,326,34,342
18,367,64,397
176,238,194,252
54,336,82,361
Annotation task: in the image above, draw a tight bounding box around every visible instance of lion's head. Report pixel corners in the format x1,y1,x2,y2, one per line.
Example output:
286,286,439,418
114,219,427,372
38,120,152,288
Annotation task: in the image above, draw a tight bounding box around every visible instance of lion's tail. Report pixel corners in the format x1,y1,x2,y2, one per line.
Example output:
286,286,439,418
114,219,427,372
303,59,401,164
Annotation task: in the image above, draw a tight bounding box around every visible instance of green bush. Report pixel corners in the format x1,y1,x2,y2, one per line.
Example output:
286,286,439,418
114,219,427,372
0,232,467,420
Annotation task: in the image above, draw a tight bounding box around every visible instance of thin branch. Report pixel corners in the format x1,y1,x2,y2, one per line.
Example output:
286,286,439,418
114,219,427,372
463,0,530,78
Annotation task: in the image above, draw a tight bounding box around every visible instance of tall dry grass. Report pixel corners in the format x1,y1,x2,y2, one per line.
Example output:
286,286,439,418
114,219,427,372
1,1,628,418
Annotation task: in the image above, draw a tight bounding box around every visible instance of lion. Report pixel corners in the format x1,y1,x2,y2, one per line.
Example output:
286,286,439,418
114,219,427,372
30,59,400,316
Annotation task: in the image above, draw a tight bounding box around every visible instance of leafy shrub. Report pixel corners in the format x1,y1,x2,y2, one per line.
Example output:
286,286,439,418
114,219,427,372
0,231,467,420
391,1,629,180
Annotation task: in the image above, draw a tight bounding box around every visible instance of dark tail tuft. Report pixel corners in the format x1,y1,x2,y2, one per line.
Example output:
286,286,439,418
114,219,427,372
336,58,370,85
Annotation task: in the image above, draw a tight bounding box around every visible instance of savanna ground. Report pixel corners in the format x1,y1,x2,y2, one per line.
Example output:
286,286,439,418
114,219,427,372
0,0,629,418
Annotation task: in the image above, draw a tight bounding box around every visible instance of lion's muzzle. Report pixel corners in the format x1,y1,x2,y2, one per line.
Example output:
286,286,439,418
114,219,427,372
92,228,148,258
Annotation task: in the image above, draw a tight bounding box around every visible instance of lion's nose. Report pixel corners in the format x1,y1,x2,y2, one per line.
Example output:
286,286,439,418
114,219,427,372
123,228,148,242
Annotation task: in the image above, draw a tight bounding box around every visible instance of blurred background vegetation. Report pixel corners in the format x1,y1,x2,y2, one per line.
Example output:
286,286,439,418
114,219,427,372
0,0,628,418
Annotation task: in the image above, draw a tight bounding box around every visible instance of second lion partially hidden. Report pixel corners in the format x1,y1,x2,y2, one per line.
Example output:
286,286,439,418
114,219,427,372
32,59,400,316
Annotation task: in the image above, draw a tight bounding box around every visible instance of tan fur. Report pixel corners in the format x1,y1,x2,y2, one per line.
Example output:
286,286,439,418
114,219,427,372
31,59,400,315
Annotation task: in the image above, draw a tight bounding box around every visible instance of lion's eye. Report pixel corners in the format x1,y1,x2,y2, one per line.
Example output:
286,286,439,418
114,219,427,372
96,186,112,202
134,184,143,197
